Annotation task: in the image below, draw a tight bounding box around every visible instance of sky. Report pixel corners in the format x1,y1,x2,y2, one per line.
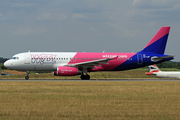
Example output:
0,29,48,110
1,0,180,61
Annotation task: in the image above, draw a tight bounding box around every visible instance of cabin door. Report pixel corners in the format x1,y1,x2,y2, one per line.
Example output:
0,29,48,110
137,54,143,64
24,53,30,64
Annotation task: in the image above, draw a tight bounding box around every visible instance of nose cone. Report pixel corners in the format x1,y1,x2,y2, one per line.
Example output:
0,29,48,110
4,60,11,69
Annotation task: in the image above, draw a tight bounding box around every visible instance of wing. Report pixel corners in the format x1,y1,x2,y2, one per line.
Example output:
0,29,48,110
65,56,118,70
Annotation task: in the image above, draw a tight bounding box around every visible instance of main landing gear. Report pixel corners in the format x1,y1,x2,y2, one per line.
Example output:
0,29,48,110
80,74,90,80
25,70,29,80
80,68,90,80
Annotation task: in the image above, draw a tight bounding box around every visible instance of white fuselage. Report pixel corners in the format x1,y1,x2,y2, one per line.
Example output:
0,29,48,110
151,71,180,78
4,52,77,71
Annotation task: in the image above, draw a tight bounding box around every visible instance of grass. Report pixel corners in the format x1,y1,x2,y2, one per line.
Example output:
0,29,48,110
0,81,180,120
0,69,159,79
1,68,180,79
1,64,180,79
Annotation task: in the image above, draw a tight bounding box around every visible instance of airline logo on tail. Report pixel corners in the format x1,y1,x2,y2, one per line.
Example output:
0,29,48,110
146,65,160,75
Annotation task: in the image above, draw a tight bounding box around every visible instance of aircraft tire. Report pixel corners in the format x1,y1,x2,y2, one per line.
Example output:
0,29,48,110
86,75,90,80
25,76,29,80
81,75,90,80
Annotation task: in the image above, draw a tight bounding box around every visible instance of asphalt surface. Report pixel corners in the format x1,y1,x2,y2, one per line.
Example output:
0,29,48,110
0,79,180,81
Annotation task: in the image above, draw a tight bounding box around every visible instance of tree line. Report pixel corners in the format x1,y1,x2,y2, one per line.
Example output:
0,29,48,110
156,61,180,69
0,57,8,63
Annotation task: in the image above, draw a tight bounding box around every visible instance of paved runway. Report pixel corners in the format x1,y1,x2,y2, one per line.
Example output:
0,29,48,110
0,79,180,81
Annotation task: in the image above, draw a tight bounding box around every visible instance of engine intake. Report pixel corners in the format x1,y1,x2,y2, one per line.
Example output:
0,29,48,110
54,66,81,76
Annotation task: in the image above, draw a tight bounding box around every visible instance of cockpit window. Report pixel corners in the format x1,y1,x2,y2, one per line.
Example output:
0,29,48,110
11,57,19,60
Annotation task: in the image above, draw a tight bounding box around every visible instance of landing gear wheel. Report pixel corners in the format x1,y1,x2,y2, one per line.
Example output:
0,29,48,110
25,70,30,80
25,76,29,80
86,75,90,80
81,75,90,80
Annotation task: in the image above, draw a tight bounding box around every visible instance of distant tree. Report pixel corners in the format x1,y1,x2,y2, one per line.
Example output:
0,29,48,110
176,62,180,69
0,57,9,63
157,61,177,68
1,64,7,69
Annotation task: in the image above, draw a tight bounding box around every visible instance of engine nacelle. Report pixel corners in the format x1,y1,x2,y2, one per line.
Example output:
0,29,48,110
54,66,81,76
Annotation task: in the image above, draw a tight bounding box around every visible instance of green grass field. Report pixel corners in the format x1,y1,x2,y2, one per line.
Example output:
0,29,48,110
0,81,180,120
1,68,180,79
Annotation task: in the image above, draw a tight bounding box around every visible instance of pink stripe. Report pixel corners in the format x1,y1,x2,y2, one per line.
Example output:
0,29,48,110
144,27,170,48
68,52,136,71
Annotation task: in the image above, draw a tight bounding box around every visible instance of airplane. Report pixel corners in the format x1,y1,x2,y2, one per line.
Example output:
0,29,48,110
4,26,174,80
146,64,180,78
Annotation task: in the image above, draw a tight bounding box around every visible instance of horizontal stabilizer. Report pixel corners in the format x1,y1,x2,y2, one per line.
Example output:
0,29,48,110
146,72,155,76
151,55,174,62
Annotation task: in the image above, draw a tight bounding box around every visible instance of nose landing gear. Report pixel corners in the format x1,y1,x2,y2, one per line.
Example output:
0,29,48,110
25,76,29,80
25,70,29,80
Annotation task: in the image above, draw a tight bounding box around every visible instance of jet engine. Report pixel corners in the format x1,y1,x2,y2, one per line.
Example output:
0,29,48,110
54,66,82,76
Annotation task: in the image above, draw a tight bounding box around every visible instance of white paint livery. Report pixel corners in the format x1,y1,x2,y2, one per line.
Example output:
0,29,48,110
5,52,77,71
146,64,180,78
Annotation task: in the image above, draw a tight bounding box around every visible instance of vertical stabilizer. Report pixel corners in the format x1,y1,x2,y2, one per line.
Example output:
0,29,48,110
140,27,170,54
146,64,160,76
149,64,160,72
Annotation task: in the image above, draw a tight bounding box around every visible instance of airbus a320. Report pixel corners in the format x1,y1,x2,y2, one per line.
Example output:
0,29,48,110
4,27,174,80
